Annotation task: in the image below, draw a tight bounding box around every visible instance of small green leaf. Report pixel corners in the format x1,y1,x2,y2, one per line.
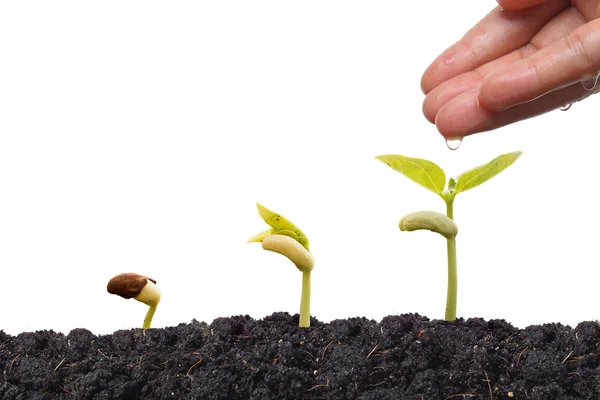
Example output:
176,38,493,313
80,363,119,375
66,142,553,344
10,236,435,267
448,177,457,193
453,151,522,196
273,229,299,242
376,154,446,197
255,203,309,250
248,229,275,243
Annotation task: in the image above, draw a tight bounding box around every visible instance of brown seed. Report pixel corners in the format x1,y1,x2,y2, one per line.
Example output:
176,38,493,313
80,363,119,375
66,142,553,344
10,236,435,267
107,273,156,299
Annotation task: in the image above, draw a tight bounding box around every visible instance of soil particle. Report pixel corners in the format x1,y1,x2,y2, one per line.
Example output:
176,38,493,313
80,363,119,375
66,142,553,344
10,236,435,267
1,313,600,399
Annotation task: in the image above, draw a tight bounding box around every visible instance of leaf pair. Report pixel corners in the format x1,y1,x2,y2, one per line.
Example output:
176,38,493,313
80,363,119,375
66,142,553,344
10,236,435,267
375,151,522,201
248,203,310,250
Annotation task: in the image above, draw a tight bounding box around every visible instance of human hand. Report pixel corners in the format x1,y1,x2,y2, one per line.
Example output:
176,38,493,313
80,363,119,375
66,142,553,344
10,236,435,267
421,0,600,139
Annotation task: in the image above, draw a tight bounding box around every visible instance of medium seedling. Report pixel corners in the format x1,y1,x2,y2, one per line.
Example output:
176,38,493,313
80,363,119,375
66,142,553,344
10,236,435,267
107,273,161,330
376,151,522,321
248,203,314,328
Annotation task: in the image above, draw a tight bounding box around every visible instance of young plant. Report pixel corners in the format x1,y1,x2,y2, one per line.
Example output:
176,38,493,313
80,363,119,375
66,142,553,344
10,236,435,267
376,151,522,321
107,273,161,330
248,203,314,328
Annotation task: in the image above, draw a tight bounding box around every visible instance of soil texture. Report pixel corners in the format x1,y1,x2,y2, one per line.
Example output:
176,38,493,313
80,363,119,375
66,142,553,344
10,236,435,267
2,312,600,399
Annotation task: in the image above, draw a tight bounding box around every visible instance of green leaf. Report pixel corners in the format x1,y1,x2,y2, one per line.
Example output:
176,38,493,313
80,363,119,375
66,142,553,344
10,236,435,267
255,203,309,250
247,229,274,243
273,229,300,242
448,177,457,193
376,154,446,197
453,151,522,196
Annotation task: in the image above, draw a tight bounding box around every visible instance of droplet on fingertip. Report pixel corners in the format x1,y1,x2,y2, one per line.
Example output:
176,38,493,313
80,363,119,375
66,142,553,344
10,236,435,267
559,103,572,111
581,73,600,91
445,138,462,151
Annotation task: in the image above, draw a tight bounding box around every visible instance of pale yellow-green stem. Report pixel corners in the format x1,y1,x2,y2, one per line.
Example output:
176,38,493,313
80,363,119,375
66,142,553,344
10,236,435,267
445,237,457,321
143,305,157,330
399,207,458,321
445,199,457,321
260,234,315,328
299,271,311,328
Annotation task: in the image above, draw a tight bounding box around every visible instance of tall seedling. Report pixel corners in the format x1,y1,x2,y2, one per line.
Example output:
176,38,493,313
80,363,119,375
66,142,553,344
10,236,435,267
376,151,522,320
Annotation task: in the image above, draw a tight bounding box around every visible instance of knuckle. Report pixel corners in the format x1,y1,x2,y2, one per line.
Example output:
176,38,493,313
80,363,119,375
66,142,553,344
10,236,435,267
566,29,594,71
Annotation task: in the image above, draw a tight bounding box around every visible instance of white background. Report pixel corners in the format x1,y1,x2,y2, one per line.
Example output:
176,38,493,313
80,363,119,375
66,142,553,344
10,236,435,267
1,1,598,335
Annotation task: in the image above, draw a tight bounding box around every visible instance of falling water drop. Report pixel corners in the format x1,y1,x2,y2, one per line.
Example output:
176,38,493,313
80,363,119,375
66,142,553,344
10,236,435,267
445,138,462,151
582,73,600,91
559,103,572,111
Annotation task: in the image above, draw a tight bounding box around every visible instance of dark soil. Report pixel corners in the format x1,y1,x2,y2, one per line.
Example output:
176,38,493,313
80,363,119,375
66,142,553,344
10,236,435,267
1,313,600,399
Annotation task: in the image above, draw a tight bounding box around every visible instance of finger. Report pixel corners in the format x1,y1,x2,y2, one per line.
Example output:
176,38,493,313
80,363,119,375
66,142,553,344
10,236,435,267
421,0,569,94
480,18,600,111
423,48,533,123
571,0,600,19
422,73,482,123
424,6,586,122
435,83,593,138
498,0,549,11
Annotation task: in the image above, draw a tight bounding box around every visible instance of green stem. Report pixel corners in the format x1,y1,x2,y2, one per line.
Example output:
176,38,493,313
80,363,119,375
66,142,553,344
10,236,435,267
143,305,157,330
299,271,311,328
446,198,454,220
445,199,457,321
445,237,457,321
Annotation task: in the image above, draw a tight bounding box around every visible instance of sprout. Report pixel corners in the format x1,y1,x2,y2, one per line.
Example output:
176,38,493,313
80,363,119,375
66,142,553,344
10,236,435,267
107,273,161,330
376,151,522,321
249,203,314,327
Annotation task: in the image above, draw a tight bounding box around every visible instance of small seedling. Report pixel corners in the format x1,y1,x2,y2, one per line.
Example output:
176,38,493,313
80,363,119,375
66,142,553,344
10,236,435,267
107,273,161,330
376,151,522,321
248,203,314,328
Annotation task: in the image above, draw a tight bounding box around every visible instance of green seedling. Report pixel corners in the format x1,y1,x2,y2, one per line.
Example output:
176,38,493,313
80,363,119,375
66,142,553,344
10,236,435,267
107,272,161,330
249,203,314,327
376,151,522,321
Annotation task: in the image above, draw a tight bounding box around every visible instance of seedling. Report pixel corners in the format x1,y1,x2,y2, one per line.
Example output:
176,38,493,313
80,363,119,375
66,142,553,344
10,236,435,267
107,273,161,330
248,203,314,328
376,151,522,321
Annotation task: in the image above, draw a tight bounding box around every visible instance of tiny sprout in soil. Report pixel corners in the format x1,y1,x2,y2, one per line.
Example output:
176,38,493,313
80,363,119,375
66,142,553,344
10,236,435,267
376,151,522,321
107,273,162,330
248,203,314,327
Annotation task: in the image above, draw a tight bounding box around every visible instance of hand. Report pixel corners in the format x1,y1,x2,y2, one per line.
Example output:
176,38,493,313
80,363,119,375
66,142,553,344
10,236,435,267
421,0,600,139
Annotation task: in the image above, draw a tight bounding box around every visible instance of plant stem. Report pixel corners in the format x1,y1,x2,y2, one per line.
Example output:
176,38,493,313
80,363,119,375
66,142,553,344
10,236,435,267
445,237,457,321
446,198,454,220
299,271,311,328
445,199,457,321
143,305,157,330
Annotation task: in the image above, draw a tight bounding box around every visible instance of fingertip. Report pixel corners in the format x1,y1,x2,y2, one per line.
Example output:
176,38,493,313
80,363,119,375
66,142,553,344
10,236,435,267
420,49,458,95
422,95,438,124
422,73,483,125
434,90,487,138
434,107,466,140
420,77,429,95
420,65,436,95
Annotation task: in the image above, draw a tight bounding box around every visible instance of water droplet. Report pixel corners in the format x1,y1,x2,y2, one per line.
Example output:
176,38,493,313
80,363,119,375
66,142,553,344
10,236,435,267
445,138,462,150
559,103,572,111
582,73,600,91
